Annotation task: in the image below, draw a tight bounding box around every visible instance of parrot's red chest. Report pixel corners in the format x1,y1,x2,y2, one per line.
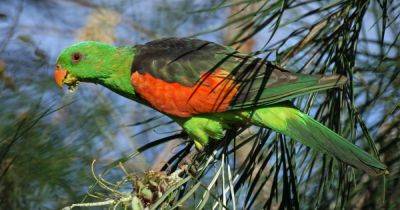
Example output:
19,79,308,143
131,69,238,117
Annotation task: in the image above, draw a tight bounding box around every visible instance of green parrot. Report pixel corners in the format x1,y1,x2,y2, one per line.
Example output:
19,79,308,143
54,38,387,176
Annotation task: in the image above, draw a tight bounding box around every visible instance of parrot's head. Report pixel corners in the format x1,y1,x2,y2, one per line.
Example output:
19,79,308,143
54,41,126,91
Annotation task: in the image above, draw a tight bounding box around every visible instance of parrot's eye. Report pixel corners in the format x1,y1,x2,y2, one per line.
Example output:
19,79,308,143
71,52,83,63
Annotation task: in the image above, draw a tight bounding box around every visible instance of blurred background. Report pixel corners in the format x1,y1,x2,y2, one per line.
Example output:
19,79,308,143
0,0,399,209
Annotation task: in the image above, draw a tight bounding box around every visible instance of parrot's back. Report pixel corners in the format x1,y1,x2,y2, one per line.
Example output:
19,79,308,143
130,38,347,117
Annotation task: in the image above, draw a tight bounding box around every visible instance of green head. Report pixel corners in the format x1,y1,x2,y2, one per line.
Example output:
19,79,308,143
54,41,136,98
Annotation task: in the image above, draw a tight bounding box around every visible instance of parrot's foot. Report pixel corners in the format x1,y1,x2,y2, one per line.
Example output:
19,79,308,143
181,116,227,150
194,140,205,151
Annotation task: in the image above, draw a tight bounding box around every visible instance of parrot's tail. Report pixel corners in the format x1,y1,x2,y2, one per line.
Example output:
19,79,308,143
250,105,388,176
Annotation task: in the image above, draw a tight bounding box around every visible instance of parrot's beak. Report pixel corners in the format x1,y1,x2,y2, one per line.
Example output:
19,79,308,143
54,65,67,87
54,65,78,89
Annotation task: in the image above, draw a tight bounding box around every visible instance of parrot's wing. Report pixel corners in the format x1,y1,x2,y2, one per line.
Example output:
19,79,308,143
131,38,346,114
131,37,229,86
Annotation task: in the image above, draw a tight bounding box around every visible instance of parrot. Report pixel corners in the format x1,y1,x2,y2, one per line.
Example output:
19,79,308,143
54,37,387,176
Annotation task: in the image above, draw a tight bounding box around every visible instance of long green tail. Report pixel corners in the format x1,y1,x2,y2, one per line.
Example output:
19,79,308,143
249,105,387,176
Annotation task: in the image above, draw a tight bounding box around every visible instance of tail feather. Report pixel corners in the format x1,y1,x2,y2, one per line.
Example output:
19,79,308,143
230,73,348,110
250,105,388,176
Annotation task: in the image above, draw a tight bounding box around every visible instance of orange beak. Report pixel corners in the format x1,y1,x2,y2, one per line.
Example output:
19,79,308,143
54,65,67,88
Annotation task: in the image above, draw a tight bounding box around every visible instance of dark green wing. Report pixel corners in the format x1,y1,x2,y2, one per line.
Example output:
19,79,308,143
131,37,347,110
131,37,228,86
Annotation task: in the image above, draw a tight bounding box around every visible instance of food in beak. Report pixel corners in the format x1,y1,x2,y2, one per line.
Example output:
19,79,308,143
54,65,79,92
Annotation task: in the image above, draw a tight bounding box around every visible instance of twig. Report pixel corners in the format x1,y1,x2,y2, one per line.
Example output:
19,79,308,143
62,195,133,210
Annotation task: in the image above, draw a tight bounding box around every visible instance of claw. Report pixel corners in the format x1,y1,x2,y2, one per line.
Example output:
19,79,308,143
194,140,204,151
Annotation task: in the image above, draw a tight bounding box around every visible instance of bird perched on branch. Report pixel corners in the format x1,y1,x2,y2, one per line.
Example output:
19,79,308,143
54,38,387,176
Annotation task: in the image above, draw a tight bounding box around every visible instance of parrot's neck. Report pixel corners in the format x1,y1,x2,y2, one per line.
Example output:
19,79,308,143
101,46,138,101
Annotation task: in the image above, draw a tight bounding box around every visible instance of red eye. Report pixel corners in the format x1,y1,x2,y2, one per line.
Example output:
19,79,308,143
71,52,82,63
